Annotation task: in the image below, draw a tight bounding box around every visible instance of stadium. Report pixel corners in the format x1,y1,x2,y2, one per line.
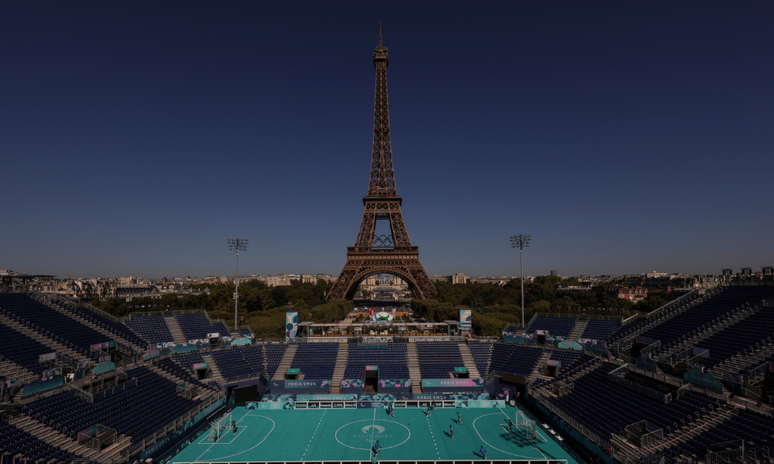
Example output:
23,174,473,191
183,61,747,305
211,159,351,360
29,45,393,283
0,279,773,464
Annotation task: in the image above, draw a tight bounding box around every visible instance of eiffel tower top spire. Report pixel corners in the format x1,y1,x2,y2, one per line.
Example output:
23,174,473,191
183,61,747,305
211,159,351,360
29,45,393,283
368,23,397,200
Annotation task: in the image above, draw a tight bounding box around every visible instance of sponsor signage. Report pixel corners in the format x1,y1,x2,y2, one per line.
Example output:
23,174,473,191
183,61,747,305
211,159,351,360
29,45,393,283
341,379,365,392
378,379,411,393
421,378,484,392
143,348,160,361
285,311,298,342
297,394,356,401
459,309,472,333
192,362,207,370
270,379,331,394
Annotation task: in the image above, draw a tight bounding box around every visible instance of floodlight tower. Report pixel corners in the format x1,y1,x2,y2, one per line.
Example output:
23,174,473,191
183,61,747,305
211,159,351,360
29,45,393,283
510,234,531,327
227,238,248,331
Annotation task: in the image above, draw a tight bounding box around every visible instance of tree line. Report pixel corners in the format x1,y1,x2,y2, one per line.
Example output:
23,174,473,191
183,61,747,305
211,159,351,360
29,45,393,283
90,275,674,338
90,279,351,339
412,276,674,336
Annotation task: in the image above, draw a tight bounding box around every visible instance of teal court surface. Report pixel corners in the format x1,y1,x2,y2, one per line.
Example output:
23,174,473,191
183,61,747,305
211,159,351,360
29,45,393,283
170,405,578,463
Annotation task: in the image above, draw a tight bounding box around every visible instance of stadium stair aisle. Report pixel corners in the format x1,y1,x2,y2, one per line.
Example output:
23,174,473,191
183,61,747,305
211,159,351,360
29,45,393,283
527,350,552,384
9,413,124,461
0,356,38,386
201,353,225,385
0,315,90,366
568,320,587,339
712,342,774,376
616,404,738,461
406,342,422,392
331,342,349,393
658,305,763,361
41,298,143,351
458,343,481,378
165,316,188,345
272,344,298,381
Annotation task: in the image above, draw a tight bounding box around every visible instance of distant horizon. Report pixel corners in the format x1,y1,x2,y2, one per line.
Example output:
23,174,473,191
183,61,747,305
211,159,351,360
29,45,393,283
8,267,731,282
2,2,772,280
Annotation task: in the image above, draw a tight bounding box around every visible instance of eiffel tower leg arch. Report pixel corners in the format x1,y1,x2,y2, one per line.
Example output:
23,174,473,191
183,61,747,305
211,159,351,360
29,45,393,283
328,248,436,301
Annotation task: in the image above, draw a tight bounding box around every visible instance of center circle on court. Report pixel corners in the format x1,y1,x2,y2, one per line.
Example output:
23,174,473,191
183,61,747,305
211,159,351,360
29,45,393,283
335,419,411,450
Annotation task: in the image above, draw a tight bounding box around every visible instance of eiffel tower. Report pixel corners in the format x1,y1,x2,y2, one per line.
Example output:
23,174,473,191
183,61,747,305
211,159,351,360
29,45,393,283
327,27,437,301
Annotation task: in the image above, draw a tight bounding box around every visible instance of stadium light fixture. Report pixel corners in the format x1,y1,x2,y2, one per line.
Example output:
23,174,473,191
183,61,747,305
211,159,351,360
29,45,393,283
227,238,248,331
510,234,531,328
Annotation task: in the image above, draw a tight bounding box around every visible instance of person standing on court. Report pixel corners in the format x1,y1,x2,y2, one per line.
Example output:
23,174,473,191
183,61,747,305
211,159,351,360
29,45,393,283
450,424,454,439
480,446,487,460
373,440,381,457
457,412,462,424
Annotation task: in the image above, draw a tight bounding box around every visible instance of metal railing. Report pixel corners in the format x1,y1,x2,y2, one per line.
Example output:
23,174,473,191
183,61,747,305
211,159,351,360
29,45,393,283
532,389,611,451
646,289,698,318
123,392,225,459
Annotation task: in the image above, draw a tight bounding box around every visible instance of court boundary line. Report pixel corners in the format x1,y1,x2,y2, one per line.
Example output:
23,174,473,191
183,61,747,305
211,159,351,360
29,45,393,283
197,414,277,461
472,413,534,460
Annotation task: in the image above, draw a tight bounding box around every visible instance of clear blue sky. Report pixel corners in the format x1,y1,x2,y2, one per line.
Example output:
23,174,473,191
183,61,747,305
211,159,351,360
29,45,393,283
2,1,772,279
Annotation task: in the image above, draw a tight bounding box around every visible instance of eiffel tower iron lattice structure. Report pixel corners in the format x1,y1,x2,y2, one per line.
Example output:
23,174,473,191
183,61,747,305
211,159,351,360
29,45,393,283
327,27,437,301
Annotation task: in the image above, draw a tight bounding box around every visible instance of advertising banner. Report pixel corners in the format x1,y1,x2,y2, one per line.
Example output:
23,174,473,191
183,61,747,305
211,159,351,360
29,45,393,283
41,367,61,381
366,365,379,371
269,379,331,394
297,394,356,401
285,311,299,342
459,309,472,333
258,394,296,409
89,341,116,352
684,369,723,392
341,379,365,392
378,379,411,393
231,337,252,347
421,378,484,393
143,348,160,361
192,363,208,370
456,399,505,408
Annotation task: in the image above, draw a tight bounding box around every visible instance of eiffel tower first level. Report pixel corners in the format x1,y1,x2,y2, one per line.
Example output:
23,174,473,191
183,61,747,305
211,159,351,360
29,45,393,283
327,28,437,301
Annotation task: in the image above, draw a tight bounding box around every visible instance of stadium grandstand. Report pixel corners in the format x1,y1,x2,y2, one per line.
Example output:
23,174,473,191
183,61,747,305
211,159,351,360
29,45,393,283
0,281,772,463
